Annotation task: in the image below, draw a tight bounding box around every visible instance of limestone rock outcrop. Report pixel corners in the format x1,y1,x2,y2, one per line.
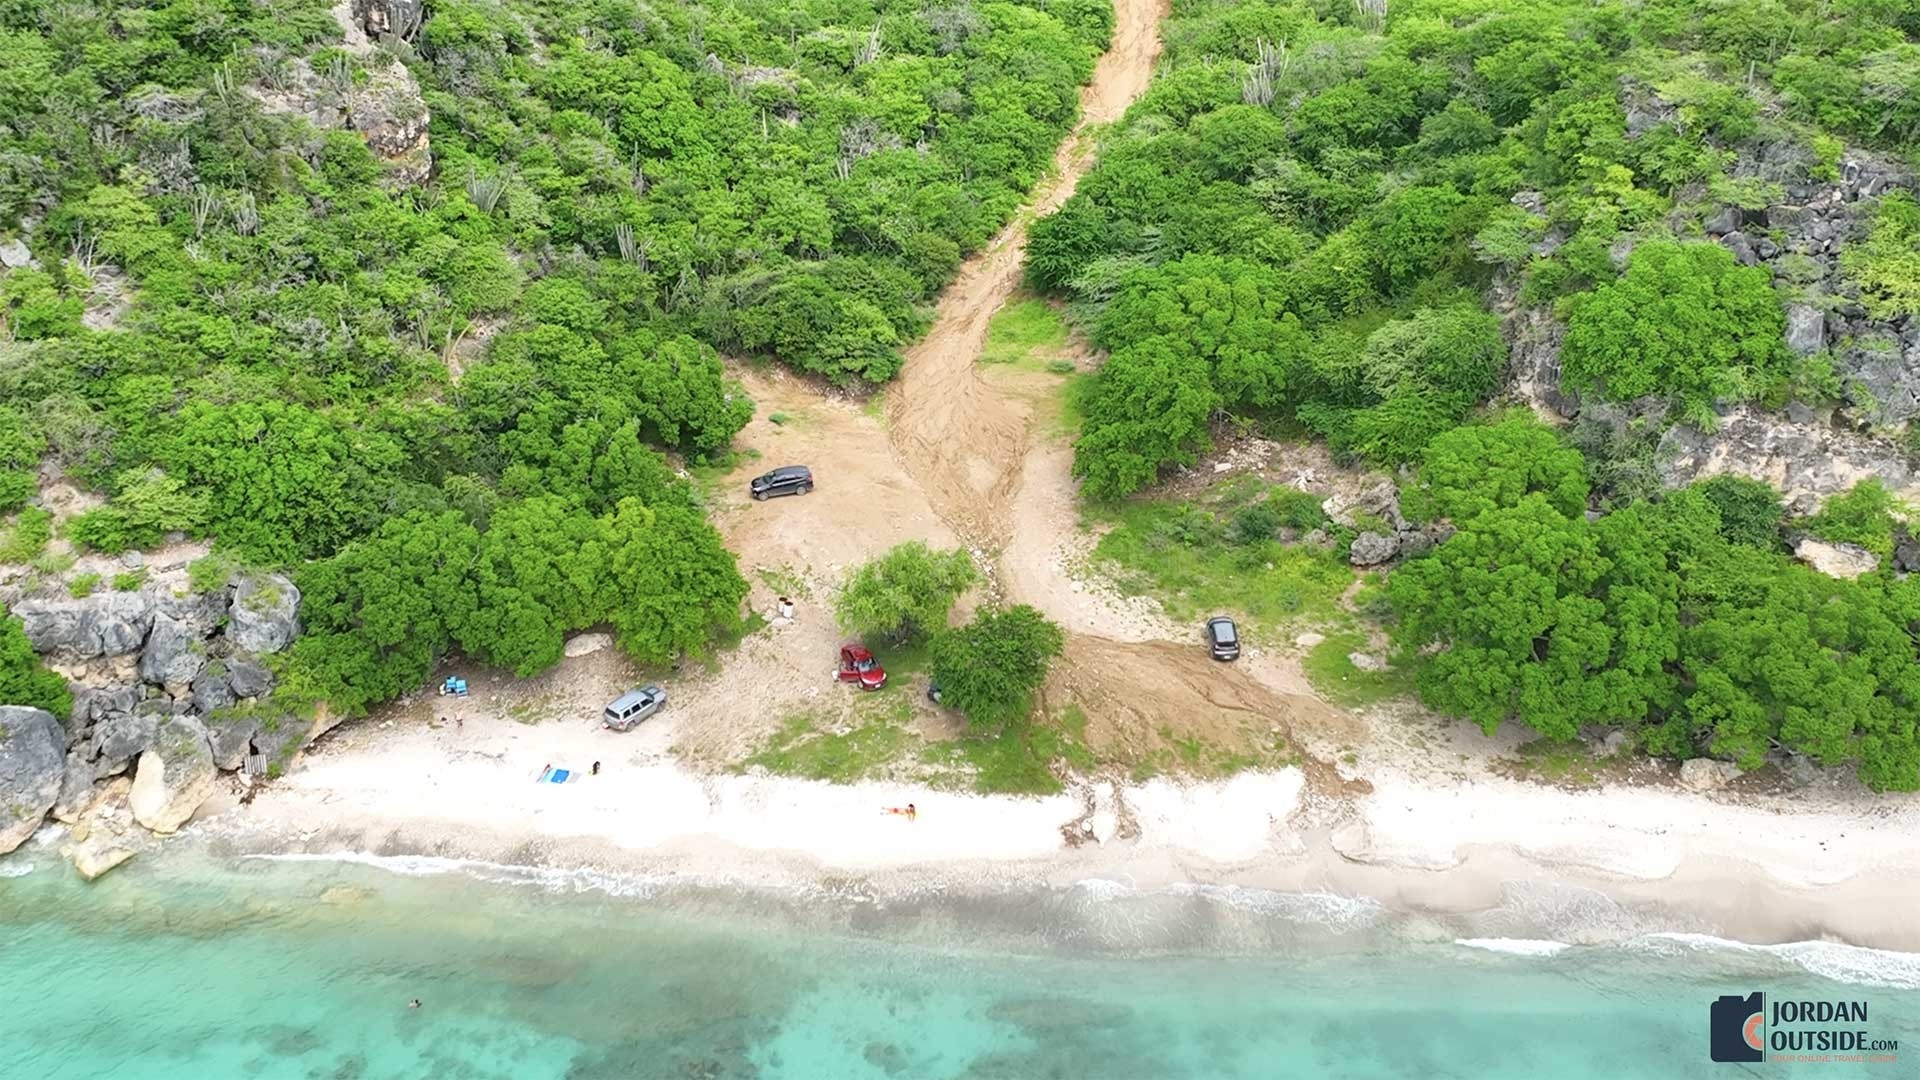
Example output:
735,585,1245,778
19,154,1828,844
126,715,217,834
229,574,301,655
0,706,68,854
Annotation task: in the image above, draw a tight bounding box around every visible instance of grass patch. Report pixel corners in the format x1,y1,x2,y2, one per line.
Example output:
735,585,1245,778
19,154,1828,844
31,548,76,575
1302,632,1416,707
0,507,53,564
67,571,101,597
745,697,914,784
113,569,148,591
980,296,1071,369
1090,487,1356,632
754,564,811,601
1511,738,1604,786
187,553,235,593
921,705,1097,795
505,694,557,725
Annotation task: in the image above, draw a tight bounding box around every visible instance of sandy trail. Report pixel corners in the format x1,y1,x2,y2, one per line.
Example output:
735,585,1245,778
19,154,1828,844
886,0,1166,551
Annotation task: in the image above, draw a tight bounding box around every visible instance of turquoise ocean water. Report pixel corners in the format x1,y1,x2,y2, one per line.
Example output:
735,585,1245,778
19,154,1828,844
3,841,1917,1080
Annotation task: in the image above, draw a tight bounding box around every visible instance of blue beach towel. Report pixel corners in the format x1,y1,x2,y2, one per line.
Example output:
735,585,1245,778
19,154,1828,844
548,769,571,783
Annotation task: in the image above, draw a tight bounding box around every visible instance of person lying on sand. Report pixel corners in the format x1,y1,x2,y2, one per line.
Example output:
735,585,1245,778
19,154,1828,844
881,803,917,821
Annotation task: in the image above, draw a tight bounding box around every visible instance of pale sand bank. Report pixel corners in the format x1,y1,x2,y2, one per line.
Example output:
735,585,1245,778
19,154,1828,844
198,706,1920,952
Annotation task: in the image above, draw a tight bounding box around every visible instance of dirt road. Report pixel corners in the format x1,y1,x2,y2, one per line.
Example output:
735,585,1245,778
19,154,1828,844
885,0,1165,550
873,0,1360,775
691,0,1357,783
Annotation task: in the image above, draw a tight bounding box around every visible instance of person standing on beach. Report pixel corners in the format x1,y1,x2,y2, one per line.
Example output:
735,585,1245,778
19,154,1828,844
906,803,916,822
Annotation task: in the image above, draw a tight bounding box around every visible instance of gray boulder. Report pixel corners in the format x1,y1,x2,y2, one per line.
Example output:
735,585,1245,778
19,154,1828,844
51,750,104,823
205,713,260,771
14,592,154,657
228,574,300,654
1894,528,1920,575
138,613,207,687
127,714,217,833
1349,531,1401,567
0,237,32,269
1703,206,1740,236
1322,478,1405,531
89,706,162,777
73,684,141,726
0,706,67,854
191,666,236,715
1720,231,1758,267
1785,305,1826,356
226,654,273,699
1679,757,1741,793
154,589,230,638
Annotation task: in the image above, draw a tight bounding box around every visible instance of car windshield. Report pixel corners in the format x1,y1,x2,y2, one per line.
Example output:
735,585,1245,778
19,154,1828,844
1213,622,1237,643
854,658,875,672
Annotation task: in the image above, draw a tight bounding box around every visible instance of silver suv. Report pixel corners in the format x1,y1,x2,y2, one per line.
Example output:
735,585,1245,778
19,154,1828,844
603,686,666,731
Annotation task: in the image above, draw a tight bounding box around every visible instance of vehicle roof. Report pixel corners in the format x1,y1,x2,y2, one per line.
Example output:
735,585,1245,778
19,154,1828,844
1207,615,1237,626
764,465,811,478
842,643,874,658
607,689,654,710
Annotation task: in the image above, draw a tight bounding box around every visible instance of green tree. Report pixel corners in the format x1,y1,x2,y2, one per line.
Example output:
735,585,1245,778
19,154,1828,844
1694,475,1785,551
1403,414,1590,525
835,542,978,644
930,605,1066,728
283,511,483,715
602,499,749,664
1389,496,1677,741
0,614,70,718
1802,479,1902,561
1560,241,1789,416
1073,338,1219,500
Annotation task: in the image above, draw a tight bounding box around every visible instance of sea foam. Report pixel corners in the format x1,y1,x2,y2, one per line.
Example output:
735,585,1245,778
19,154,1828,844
1639,932,1920,990
1454,937,1572,958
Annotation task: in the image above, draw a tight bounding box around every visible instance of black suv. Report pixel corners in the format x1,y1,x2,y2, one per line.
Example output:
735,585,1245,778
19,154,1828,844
1206,616,1240,661
750,465,813,500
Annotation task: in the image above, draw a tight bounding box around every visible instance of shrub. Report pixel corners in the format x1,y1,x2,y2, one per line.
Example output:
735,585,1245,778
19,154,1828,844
835,543,978,644
1560,241,1789,413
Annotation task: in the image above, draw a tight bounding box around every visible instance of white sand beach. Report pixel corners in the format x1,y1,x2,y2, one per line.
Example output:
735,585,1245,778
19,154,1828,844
200,698,1920,954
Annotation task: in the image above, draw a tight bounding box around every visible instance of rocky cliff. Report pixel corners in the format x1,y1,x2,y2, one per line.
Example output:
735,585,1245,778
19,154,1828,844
0,572,320,871
1505,144,1920,511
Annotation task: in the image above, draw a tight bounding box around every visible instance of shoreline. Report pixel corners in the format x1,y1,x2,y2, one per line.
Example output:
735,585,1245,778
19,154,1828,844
168,705,1920,956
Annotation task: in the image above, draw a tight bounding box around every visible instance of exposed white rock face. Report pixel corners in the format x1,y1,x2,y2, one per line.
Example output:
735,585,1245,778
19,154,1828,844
1679,758,1741,792
1792,537,1880,580
127,716,217,834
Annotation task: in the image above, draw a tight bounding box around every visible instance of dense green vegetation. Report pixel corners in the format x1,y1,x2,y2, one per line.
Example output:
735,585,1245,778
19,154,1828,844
1389,415,1920,790
0,0,1105,712
0,614,70,717
1031,0,1920,789
1033,0,1920,497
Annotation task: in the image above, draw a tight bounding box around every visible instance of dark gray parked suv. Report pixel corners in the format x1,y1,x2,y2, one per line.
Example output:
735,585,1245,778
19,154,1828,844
750,465,813,500
1206,616,1240,661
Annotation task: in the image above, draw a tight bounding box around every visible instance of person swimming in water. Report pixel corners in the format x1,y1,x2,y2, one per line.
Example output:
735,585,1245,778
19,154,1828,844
408,999,422,1009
